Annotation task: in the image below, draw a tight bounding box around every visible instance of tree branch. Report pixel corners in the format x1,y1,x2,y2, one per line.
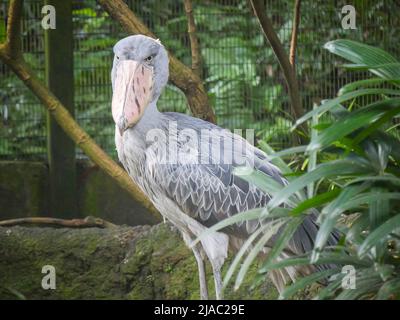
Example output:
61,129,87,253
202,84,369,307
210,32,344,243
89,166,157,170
0,216,116,228
289,0,301,69
0,1,160,221
183,0,202,77
249,0,306,136
2,0,23,59
98,0,216,123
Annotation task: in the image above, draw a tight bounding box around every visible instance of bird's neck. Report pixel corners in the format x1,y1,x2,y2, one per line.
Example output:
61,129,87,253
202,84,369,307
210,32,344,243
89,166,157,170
142,100,160,120
131,100,163,136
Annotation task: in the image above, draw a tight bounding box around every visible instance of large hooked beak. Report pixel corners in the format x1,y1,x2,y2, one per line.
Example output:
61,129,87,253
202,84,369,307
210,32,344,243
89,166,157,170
112,60,154,135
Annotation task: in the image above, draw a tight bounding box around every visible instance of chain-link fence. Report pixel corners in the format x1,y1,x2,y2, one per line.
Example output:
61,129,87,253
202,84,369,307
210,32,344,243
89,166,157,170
1,0,399,160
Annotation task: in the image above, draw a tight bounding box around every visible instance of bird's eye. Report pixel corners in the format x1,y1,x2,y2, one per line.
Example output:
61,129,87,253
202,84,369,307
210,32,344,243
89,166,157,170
116,55,120,60
145,56,153,63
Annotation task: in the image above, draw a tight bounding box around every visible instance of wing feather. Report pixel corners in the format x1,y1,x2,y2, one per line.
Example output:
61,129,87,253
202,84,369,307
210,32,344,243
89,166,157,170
151,159,280,237
144,112,286,237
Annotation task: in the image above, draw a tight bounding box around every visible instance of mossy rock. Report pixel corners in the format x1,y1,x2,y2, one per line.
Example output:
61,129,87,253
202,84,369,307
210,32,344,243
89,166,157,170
0,223,278,300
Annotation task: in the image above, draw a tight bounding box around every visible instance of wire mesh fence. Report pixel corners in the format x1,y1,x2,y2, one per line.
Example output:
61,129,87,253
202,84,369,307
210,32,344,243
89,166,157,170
1,0,399,160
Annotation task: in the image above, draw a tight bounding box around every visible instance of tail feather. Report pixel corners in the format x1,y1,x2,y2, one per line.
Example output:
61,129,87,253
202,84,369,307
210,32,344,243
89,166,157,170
289,212,339,257
270,212,340,292
229,213,340,294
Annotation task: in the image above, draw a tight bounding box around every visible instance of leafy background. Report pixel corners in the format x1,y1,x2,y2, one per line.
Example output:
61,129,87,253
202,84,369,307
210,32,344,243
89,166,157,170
0,0,399,160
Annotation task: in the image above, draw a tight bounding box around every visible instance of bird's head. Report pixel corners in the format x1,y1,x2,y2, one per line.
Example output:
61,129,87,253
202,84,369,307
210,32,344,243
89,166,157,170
111,35,169,134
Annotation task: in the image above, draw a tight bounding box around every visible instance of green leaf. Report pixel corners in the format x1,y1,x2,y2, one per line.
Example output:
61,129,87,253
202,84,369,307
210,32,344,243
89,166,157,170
344,193,400,211
369,187,391,259
268,159,371,210
373,131,400,161
358,213,400,257
192,208,264,246
338,78,400,96
233,168,284,194
341,62,400,73
324,40,400,80
223,225,266,289
293,88,400,129
345,175,400,187
259,217,304,272
269,145,308,159
377,278,400,299
369,187,391,229
352,106,400,145
308,108,319,197
192,206,293,248
335,272,382,300
315,274,345,300
312,183,371,262
258,141,293,175
233,168,300,207
307,99,400,151
375,264,395,282
260,255,311,273
3,287,26,300
330,103,350,119
260,252,370,273
279,268,339,300
234,219,286,290
346,213,369,245
291,189,340,216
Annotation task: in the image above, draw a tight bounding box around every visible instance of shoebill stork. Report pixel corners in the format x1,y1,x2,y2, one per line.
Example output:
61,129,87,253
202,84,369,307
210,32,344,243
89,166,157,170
111,35,337,299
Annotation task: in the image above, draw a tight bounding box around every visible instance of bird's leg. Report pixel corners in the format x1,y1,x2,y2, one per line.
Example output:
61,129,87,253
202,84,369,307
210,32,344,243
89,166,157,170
192,244,209,300
182,232,209,300
199,231,229,300
210,260,224,300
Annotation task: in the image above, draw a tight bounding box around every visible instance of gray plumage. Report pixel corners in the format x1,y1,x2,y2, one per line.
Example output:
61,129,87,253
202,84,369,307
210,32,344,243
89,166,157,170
111,35,338,299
